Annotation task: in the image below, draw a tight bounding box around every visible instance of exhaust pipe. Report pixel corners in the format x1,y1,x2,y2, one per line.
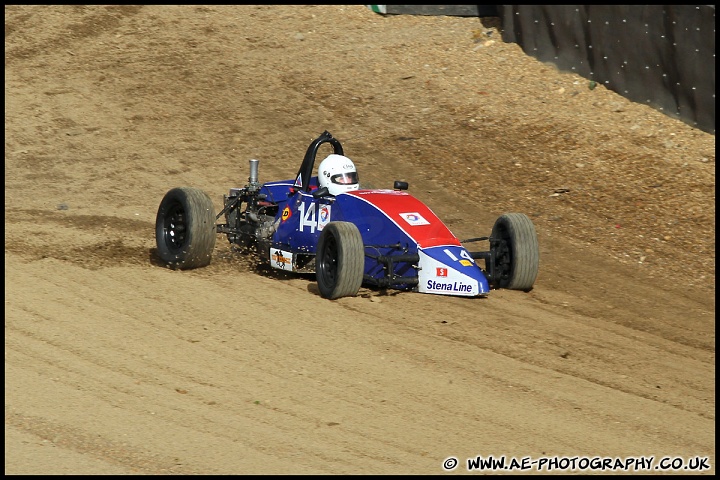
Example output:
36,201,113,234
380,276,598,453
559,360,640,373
248,158,259,186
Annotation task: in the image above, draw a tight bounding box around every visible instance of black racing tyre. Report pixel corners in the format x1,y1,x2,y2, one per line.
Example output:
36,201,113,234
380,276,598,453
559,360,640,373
490,213,539,291
316,221,364,299
155,187,216,270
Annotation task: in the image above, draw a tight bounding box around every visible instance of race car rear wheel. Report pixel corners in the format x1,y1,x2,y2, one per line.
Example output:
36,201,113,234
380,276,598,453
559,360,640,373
156,187,216,270
316,221,364,299
490,213,539,291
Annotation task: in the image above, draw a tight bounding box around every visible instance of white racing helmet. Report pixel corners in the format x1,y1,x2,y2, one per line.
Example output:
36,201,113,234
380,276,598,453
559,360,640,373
318,154,359,196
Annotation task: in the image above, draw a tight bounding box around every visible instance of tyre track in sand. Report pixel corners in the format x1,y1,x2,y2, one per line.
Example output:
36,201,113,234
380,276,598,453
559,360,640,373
5,5,714,475
5,246,714,473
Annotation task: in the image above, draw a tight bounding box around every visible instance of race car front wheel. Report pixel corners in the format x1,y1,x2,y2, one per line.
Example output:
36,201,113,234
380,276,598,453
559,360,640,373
155,187,216,270
489,213,539,291
316,221,364,299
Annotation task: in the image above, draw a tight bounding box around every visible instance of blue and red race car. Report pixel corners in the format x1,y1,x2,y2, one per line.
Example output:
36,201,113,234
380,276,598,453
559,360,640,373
155,131,539,299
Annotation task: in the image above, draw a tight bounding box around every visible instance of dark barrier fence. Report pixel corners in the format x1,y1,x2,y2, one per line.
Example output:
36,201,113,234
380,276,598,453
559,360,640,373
367,5,498,16
498,5,715,134
367,5,715,134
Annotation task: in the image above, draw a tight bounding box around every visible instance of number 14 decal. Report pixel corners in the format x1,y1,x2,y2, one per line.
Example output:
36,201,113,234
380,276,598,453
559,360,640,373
444,247,474,266
299,201,331,233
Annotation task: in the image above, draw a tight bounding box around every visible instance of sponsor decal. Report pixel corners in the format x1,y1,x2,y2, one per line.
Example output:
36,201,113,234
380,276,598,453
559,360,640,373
426,279,473,293
281,206,292,221
318,204,331,231
417,249,485,296
460,259,473,267
399,212,430,226
294,174,302,187
270,249,293,271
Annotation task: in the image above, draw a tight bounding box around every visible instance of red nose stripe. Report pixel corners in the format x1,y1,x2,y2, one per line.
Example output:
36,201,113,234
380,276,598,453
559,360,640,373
347,190,460,248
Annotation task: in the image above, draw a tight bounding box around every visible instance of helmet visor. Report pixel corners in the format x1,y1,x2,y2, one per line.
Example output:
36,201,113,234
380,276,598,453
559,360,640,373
331,172,358,185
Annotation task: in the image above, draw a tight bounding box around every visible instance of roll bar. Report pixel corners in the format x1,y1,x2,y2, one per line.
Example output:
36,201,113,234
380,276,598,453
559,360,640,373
293,131,344,192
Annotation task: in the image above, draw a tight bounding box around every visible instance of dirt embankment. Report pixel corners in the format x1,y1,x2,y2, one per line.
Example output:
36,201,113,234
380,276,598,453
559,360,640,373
5,5,714,475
